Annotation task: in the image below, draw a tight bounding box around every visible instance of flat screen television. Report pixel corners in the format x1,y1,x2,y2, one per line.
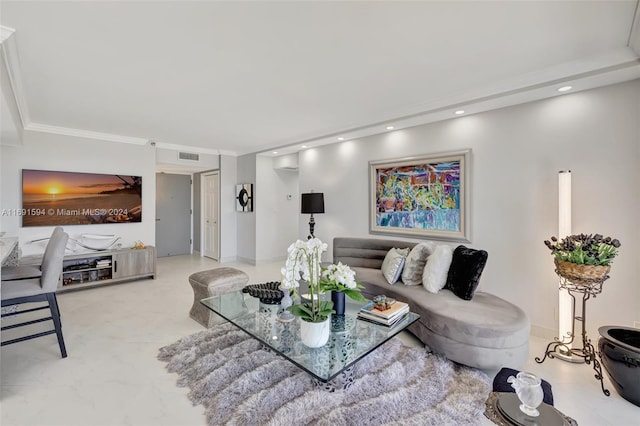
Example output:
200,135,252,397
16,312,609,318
22,169,142,227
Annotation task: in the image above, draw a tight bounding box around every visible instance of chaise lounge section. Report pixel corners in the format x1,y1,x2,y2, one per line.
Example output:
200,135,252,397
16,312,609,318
333,237,530,370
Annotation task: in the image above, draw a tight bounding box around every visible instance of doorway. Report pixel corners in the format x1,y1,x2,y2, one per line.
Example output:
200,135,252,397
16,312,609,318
202,171,220,260
156,173,191,257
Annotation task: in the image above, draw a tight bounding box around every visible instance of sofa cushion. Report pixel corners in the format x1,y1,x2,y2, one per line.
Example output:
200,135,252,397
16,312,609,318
401,242,434,286
381,247,409,284
445,245,488,300
333,237,416,269
353,267,388,289
422,244,453,293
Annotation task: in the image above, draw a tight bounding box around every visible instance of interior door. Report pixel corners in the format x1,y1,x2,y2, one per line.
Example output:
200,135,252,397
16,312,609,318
202,172,220,260
156,173,191,257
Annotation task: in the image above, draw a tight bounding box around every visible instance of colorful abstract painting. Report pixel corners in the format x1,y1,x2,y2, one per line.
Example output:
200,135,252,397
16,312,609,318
369,150,470,241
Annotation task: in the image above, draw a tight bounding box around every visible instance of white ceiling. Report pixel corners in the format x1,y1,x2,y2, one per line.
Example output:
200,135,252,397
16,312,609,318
1,1,639,157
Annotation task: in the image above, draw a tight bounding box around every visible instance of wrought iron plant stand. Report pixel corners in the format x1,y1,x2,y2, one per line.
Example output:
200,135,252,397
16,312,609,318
535,261,610,396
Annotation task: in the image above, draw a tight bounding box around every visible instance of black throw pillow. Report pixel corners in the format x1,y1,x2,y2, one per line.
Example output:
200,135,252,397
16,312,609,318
445,245,488,300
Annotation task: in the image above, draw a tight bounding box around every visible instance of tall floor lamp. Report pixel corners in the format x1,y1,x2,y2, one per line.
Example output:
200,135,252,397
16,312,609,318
557,170,582,362
301,192,324,239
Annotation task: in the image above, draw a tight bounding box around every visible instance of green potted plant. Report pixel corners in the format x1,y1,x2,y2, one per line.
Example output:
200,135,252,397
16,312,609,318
319,262,366,316
281,238,334,347
544,233,621,285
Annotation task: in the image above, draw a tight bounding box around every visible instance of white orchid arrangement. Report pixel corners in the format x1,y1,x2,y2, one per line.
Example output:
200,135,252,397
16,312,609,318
319,262,366,302
281,238,334,322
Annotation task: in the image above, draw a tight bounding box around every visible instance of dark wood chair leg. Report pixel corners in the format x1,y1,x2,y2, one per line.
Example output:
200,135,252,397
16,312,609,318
47,293,67,358
52,293,62,323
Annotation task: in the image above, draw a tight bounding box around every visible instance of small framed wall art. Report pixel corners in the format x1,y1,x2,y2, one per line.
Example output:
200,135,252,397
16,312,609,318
369,149,470,242
236,183,253,212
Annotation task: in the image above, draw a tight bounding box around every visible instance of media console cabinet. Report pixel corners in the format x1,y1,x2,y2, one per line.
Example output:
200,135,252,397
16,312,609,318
57,246,156,292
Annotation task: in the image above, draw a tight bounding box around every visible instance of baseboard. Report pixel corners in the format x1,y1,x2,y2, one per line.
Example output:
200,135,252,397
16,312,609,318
236,256,257,266
256,255,287,263
530,324,557,340
215,256,283,265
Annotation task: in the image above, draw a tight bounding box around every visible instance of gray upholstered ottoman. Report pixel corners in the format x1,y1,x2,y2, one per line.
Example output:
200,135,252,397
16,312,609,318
189,267,249,327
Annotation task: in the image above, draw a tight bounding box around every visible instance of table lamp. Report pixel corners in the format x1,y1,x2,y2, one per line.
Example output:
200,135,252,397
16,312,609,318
301,192,324,239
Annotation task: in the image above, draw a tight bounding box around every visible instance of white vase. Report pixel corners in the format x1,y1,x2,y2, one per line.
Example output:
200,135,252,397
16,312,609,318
508,372,544,417
278,286,294,322
300,318,330,348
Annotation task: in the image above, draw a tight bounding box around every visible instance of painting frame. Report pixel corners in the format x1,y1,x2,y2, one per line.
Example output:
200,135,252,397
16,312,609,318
236,183,253,212
369,149,471,242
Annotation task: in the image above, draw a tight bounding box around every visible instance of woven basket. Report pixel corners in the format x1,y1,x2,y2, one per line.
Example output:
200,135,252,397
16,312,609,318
554,259,610,285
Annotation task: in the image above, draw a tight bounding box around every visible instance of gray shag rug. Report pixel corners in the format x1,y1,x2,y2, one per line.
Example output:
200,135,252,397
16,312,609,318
158,323,491,426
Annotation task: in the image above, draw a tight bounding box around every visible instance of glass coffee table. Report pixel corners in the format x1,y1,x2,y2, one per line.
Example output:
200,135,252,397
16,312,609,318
201,291,419,390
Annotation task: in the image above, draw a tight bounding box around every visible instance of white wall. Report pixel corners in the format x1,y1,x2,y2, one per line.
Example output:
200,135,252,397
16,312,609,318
0,130,156,252
192,172,202,251
236,154,257,263
298,80,640,338
255,156,299,262
273,153,298,170
218,155,237,263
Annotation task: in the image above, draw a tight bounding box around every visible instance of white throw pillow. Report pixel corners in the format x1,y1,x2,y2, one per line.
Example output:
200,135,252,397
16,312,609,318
381,247,410,284
401,242,435,286
422,244,453,293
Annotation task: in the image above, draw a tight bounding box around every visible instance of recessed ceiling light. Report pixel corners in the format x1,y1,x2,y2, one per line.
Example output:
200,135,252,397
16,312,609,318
455,110,465,115
272,151,278,155
337,137,345,141
386,126,394,130
558,86,572,92
301,145,307,148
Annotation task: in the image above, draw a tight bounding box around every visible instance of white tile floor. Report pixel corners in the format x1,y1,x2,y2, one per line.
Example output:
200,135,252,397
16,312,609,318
1,253,638,426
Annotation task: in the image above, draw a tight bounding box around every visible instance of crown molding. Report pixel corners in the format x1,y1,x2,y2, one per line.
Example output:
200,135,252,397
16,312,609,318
25,123,149,145
1,25,30,129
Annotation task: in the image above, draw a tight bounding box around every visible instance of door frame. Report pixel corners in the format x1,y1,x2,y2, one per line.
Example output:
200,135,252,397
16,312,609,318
201,170,220,260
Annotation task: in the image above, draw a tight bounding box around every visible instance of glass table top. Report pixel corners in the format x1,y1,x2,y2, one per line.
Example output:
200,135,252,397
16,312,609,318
201,291,419,382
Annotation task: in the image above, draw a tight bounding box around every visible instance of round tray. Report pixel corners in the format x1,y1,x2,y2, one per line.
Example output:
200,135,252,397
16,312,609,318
497,393,564,426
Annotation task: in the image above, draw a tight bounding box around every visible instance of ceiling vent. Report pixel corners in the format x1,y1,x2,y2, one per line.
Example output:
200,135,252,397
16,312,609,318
179,152,200,161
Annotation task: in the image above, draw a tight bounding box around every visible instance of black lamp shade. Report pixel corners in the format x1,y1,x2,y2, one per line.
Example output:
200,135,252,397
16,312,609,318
301,193,324,214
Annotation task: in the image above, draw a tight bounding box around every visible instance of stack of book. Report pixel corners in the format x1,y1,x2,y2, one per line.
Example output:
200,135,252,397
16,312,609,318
357,299,410,327
96,259,111,269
